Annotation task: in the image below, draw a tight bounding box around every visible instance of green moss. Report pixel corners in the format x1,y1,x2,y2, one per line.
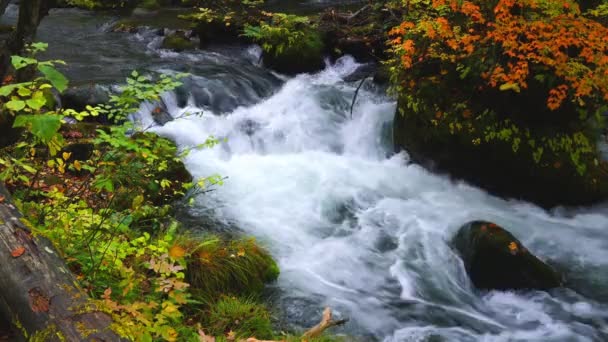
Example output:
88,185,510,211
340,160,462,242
138,0,160,10
183,236,279,301
161,32,195,52
30,324,67,342
205,296,274,340
243,13,325,74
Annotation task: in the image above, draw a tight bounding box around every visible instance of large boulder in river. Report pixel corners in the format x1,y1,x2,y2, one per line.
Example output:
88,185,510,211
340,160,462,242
452,221,561,291
393,103,608,208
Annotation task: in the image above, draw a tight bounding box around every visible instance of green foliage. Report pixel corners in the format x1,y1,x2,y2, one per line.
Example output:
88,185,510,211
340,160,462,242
243,13,323,59
97,70,186,123
0,45,71,156
205,296,274,340
65,0,137,10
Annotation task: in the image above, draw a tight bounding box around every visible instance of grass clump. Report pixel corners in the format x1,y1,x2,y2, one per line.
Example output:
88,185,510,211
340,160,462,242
179,235,280,301
204,296,274,340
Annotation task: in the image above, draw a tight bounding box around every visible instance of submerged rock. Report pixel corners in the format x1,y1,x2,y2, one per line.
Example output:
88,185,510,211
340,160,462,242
452,221,561,291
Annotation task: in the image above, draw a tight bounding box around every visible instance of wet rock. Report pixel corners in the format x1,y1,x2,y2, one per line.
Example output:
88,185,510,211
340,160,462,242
60,143,94,163
161,31,195,52
452,221,562,291
61,85,110,111
237,119,261,136
150,100,173,126
393,103,608,208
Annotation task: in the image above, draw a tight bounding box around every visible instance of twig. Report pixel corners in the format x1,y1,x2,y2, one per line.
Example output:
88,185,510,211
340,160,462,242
350,76,369,119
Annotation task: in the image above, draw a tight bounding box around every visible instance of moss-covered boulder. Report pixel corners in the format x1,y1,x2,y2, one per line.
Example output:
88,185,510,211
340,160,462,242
393,103,608,208
160,31,195,51
452,221,561,291
262,44,325,75
182,236,279,300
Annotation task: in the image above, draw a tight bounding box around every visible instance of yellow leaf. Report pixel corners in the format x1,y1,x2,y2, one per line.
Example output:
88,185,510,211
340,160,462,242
62,152,72,161
508,241,519,255
499,82,521,93
73,160,81,171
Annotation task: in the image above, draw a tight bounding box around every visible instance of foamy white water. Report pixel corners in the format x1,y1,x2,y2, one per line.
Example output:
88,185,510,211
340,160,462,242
139,57,608,341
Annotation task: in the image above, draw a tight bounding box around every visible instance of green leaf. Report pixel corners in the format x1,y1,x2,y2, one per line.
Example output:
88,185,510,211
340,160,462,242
11,56,37,70
26,97,46,110
6,100,26,111
0,83,21,96
13,114,63,143
17,87,32,97
37,65,68,92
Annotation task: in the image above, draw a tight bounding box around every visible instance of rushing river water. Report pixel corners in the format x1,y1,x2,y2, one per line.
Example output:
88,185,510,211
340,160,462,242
6,4,608,341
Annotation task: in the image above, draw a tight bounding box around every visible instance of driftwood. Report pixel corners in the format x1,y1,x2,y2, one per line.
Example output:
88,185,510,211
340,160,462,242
302,307,348,339
227,307,348,342
0,184,123,341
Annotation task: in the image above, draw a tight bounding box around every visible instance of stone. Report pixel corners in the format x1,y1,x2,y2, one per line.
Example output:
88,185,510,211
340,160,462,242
160,31,195,52
452,221,562,291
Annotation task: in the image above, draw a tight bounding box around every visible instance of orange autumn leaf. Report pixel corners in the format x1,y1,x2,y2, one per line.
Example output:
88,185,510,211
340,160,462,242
508,241,518,255
11,246,26,258
169,245,186,259
0,195,5,203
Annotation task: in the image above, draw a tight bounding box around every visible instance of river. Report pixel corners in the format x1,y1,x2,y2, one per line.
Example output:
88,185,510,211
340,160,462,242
7,4,608,341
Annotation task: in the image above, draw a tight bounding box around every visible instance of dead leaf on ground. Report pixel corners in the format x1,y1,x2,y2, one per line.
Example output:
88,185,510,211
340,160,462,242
11,246,26,258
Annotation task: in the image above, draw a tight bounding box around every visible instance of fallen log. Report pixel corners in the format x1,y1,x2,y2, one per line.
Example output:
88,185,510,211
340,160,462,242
0,184,123,341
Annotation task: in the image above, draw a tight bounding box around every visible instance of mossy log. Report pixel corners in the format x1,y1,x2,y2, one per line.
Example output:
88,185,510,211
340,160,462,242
0,184,124,341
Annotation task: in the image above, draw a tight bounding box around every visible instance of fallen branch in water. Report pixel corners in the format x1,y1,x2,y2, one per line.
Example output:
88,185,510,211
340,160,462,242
302,307,349,339
227,307,348,342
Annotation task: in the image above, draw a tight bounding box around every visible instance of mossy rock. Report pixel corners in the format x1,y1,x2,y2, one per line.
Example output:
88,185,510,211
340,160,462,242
263,48,325,75
393,103,608,208
195,20,242,48
452,221,561,291
137,0,160,10
161,31,195,51
261,30,325,75
180,236,279,300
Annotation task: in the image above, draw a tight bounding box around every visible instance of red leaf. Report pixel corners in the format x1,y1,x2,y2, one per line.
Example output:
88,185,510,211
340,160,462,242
0,195,5,203
11,246,25,258
28,288,50,313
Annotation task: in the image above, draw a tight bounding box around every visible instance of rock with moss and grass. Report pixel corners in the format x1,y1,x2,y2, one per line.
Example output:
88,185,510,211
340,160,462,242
243,13,325,75
452,221,562,291
178,235,279,300
160,30,196,51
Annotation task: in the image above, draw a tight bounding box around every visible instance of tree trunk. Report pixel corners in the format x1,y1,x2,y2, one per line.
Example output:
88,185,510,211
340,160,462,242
0,184,124,341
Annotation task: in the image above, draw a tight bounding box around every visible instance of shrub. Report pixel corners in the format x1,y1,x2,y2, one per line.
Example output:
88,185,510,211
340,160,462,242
388,0,608,175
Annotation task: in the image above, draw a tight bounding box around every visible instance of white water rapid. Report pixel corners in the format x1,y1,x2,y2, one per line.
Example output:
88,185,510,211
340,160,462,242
138,56,608,342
